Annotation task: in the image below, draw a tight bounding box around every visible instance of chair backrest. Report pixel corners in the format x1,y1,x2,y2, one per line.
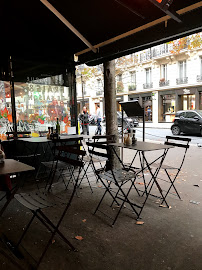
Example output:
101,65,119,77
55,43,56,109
92,135,115,145
55,145,86,168
165,136,191,148
6,131,31,140
164,136,191,169
86,142,110,159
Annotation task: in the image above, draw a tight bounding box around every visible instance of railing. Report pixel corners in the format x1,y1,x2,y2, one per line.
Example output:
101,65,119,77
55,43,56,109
197,75,202,82
143,82,153,89
176,77,188,84
159,80,170,87
96,91,103,96
140,45,170,62
128,84,136,91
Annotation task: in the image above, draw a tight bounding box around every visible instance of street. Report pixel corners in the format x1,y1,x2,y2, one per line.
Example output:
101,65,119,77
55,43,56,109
88,124,202,146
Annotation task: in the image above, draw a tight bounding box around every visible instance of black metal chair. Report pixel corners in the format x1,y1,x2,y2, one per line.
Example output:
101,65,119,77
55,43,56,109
78,135,115,192
86,142,142,226
35,137,83,189
14,146,86,269
149,136,191,204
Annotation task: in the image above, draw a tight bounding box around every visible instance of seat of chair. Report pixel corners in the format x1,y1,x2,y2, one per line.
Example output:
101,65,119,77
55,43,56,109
151,162,177,170
83,155,107,163
99,169,135,183
41,160,71,170
15,192,55,211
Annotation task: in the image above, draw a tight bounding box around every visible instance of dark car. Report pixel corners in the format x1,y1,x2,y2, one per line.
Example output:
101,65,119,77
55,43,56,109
117,111,139,127
171,110,202,136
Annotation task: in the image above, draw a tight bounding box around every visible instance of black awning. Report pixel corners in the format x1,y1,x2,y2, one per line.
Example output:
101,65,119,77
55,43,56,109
0,0,202,81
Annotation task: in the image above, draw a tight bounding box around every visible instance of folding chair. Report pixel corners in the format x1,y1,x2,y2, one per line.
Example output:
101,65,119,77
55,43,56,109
86,142,141,226
13,146,86,269
36,138,82,190
78,135,115,192
150,136,191,204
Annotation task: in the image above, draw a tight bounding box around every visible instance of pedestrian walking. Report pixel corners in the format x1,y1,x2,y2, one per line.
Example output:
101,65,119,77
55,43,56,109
96,104,102,135
79,106,89,135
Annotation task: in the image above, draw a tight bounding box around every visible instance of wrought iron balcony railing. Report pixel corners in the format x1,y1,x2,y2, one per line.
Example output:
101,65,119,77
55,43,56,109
197,75,202,82
159,80,170,87
128,84,136,91
96,91,103,96
143,82,153,89
176,77,188,85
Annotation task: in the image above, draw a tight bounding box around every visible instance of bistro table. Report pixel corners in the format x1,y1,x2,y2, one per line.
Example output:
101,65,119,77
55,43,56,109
0,160,34,267
0,159,35,217
109,141,174,213
17,134,90,168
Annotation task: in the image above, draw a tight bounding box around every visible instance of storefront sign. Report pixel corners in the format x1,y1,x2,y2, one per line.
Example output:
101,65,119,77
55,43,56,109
183,89,190,94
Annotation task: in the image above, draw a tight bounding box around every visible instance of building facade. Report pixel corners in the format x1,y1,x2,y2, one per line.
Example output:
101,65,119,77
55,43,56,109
76,33,202,127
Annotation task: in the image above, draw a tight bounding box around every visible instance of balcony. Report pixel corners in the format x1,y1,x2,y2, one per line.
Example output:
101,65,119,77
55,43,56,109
176,77,188,85
143,82,153,89
128,84,136,91
96,91,103,96
159,79,170,87
197,75,202,82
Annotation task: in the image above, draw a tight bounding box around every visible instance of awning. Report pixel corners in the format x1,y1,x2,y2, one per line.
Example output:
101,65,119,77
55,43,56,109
0,0,202,81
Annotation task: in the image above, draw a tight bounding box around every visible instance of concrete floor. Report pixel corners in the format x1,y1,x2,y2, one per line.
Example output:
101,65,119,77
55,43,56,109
0,145,202,270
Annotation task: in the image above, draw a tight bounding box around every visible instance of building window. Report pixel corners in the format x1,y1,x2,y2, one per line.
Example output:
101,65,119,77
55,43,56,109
130,72,136,84
145,68,152,84
97,79,102,90
117,74,122,82
200,57,202,75
161,94,176,122
161,64,167,80
179,60,187,78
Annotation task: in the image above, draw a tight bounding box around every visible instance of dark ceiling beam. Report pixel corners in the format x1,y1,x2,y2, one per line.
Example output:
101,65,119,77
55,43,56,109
114,0,145,19
75,1,202,59
40,0,97,53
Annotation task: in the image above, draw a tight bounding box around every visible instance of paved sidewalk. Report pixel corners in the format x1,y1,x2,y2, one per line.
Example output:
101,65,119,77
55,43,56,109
0,145,201,270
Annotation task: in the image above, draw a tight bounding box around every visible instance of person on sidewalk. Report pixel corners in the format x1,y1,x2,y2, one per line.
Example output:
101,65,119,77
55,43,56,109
96,104,102,135
79,106,89,135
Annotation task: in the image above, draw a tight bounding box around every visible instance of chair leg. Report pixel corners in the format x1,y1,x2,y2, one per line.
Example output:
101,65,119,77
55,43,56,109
16,212,36,248
94,182,111,215
161,169,182,204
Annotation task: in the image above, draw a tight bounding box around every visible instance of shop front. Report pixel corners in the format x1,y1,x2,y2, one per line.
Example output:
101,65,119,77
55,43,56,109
128,93,152,121
0,77,77,139
159,87,202,123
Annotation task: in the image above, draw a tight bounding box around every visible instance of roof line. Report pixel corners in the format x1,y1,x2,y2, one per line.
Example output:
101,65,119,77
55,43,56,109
75,1,202,57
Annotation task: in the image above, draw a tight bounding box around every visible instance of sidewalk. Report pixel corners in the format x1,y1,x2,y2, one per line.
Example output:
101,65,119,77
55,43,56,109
0,145,201,270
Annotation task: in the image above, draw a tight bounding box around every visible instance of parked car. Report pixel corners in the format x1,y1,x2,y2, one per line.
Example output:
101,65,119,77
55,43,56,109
103,112,139,127
171,110,202,136
117,111,139,127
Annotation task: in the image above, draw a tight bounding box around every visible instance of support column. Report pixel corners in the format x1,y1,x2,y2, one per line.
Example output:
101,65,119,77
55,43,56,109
9,56,17,134
64,64,78,134
104,60,119,169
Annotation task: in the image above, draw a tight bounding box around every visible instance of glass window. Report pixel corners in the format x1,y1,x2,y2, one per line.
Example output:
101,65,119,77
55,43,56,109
162,94,176,122
200,57,202,75
117,74,122,82
186,111,197,118
161,64,167,80
130,72,136,84
0,81,12,140
145,68,152,83
179,60,187,78
13,82,75,136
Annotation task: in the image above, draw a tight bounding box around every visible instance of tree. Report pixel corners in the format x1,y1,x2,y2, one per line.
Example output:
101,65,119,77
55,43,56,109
169,33,202,55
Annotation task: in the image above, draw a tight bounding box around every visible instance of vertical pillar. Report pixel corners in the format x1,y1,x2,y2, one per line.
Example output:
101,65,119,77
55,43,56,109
64,64,78,134
152,91,158,124
195,89,199,110
9,56,17,134
104,60,119,169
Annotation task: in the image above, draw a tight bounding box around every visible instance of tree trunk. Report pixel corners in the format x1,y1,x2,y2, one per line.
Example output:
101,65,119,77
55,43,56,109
104,60,120,169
